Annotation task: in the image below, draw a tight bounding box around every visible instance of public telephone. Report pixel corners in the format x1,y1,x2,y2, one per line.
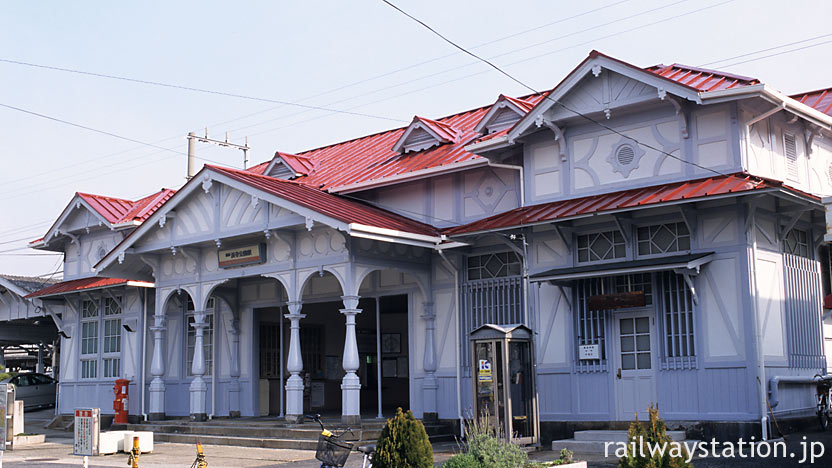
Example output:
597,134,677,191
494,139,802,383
470,324,538,445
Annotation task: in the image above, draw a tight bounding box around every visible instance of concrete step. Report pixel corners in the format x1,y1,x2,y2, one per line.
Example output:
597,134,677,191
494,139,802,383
573,430,687,442
113,420,456,450
553,438,700,455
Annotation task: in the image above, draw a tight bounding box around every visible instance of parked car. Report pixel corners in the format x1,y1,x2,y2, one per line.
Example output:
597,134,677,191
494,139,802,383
0,373,57,409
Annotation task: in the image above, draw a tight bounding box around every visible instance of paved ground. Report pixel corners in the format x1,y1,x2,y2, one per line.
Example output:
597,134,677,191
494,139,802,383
3,408,831,467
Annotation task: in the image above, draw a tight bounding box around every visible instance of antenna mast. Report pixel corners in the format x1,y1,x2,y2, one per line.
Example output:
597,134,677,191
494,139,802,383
185,129,251,179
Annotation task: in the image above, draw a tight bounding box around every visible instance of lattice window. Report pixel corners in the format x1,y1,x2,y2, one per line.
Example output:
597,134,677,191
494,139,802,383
461,252,525,369
612,273,653,305
783,229,810,259
658,271,696,369
466,252,522,280
80,300,99,379
784,254,826,368
784,133,799,181
301,326,324,376
575,278,608,372
637,222,690,256
576,230,626,263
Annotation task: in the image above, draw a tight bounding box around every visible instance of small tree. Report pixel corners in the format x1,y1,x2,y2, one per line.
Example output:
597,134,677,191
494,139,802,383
618,405,693,468
374,408,433,468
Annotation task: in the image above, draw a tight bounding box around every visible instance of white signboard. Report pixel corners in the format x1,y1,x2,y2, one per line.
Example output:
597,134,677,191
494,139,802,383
0,384,6,452
73,408,100,456
578,344,601,360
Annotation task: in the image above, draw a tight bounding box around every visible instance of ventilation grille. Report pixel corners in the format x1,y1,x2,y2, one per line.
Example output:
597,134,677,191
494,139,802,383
617,145,635,166
784,133,798,181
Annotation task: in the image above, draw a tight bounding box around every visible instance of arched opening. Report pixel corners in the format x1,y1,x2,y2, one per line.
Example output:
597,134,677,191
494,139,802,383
251,276,290,417
295,270,346,416
355,269,425,417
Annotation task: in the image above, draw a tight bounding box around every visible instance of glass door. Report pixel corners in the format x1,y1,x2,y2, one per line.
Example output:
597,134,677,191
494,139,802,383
473,341,504,430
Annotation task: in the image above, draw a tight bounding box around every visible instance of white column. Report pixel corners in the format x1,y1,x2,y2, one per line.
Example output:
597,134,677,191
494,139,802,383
341,295,362,424
227,315,241,418
36,343,44,374
284,302,305,423
189,311,208,421
422,302,439,420
148,314,166,420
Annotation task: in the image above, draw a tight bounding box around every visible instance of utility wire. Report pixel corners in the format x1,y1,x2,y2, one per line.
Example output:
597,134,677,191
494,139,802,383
380,0,743,180
712,39,832,69
699,33,832,67
0,58,406,123
0,102,230,166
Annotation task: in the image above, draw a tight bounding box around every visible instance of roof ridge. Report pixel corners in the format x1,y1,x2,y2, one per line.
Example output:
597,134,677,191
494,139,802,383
248,91,544,167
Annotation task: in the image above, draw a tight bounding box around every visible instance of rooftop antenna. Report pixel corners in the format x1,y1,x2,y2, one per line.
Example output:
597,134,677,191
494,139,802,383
185,129,251,179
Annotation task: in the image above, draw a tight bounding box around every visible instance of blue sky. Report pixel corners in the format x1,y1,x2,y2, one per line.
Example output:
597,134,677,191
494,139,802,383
1,0,830,276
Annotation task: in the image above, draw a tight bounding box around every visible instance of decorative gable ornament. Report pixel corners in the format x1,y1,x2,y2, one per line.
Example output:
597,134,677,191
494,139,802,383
393,116,461,154
474,94,536,134
607,137,645,178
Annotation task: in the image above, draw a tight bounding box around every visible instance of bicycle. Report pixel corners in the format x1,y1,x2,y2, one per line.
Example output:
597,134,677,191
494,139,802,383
305,414,375,468
816,374,832,431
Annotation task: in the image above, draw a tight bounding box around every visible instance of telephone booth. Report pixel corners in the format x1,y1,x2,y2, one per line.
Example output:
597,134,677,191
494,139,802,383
469,324,539,445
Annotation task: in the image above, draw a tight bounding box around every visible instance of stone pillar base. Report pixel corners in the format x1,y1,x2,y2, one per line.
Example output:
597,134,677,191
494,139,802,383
342,414,361,425
147,412,166,421
422,412,439,422
229,411,241,418
285,414,304,424
190,412,207,422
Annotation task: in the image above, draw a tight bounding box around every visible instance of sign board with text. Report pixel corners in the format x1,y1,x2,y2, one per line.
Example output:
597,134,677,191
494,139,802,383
73,408,100,456
218,244,266,268
578,344,601,360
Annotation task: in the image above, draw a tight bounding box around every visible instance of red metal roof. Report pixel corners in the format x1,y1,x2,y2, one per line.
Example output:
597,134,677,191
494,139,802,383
78,189,175,225
278,152,316,175
646,63,760,92
413,116,460,143
77,193,134,224
25,277,152,299
209,165,441,237
250,93,546,191
791,88,832,117
444,174,788,236
118,189,177,224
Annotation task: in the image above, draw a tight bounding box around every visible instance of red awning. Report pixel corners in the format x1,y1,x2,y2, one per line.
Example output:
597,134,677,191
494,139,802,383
26,277,153,299
444,173,810,236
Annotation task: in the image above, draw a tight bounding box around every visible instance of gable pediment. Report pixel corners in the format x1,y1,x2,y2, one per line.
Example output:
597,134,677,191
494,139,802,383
393,116,461,154
474,95,534,134
509,52,702,141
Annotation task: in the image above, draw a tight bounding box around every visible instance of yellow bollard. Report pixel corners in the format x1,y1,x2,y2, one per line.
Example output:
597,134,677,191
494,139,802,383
192,442,207,468
127,436,140,468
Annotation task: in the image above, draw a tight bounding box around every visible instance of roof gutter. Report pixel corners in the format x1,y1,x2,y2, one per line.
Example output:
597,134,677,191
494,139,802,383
465,134,511,153
329,158,488,194
700,84,832,130
348,223,443,249
28,280,155,299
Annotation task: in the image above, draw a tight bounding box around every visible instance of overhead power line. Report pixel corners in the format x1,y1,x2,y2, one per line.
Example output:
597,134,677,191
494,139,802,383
379,0,740,181
0,58,407,123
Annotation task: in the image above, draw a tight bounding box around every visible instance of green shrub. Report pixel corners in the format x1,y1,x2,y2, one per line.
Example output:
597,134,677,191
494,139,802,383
374,407,433,468
618,405,693,468
464,416,528,468
0,364,15,382
442,452,482,468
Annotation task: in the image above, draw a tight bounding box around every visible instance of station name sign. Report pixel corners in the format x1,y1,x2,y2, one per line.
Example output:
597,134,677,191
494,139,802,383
587,291,645,311
218,244,266,268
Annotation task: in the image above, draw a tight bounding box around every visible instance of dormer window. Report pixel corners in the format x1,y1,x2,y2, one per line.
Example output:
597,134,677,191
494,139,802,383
265,152,315,179
392,116,460,154
474,94,535,135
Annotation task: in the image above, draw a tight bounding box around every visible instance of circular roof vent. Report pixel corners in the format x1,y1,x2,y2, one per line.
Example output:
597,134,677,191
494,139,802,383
617,145,635,166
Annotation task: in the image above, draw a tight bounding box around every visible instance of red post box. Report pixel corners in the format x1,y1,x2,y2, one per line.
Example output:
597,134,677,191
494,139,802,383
113,378,130,424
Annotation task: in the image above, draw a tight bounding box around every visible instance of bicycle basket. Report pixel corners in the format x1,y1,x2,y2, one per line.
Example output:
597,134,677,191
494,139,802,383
315,433,352,467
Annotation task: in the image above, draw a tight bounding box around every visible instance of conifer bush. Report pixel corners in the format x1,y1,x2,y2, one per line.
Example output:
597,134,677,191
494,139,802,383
374,407,433,468
618,405,693,468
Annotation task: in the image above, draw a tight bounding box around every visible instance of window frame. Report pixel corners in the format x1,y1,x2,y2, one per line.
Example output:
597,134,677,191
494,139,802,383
574,229,628,265
80,299,100,380
635,221,691,258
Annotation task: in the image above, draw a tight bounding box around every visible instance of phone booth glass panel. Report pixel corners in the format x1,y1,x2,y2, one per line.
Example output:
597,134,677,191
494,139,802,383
470,324,538,445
